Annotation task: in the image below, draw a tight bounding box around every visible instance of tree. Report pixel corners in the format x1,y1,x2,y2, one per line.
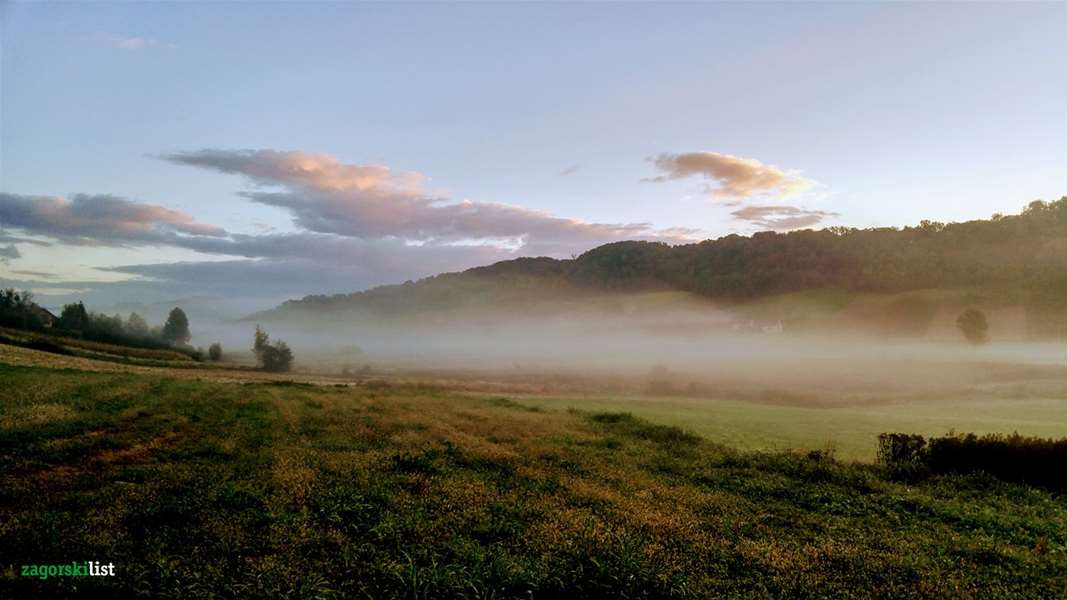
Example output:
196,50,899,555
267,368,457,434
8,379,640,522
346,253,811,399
58,302,89,331
252,325,293,372
161,307,191,345
0,289,43,330
253,325,270,356
261,340,294,372
0,288,33,311
957,308,989,345
208,342,223,361
126,312,149,337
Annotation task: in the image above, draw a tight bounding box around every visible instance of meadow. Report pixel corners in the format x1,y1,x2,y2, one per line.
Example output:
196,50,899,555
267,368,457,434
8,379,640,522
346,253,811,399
510,392,1067,462
1,359,1065,598
0,326,198,368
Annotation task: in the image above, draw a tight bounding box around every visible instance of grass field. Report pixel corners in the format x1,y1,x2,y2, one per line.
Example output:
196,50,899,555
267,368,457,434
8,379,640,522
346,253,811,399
0,326,198,367
509,393,1067,462
1,362,1065,598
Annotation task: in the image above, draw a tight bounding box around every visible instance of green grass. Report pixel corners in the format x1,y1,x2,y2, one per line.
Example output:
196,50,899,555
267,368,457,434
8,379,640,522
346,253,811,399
512,393,1067,462
1,364,1065,598
0,326,211,371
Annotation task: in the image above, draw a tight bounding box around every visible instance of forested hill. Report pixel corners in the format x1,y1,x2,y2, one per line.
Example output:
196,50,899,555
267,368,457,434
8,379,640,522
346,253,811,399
254,198,1067,319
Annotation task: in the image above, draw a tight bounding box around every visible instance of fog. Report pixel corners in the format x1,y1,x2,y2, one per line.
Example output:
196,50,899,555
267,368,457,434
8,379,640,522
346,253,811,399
184,294,1066,405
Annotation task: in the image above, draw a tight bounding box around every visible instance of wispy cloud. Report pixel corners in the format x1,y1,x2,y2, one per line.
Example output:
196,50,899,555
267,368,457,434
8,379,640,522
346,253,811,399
163,149,696,250
102,240,517,298
0,234,51,247
2,148,704,303
91,33,158,50
0,244,19,265
30,287,91,296
0,193,226,245
9,270,55,279
646,151,816,201
730,205,839,230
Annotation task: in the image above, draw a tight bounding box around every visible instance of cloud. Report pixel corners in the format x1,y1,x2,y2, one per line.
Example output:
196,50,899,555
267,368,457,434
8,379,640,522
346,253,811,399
646,152,816,200
96,34,156,50
94,236,518,302
163,149,419,192
0,244,19,259
0,234,51,247
163,149,695,247
0,190,684,296
4,148,709,309
730,205,839,231
0,193,226,246
170,231,511,269
30,287,90,296
9,270,54,279
0,229,520,306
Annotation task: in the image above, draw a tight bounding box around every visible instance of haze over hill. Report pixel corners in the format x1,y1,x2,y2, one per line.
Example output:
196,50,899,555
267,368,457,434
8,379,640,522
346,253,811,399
254,199,1066,327
234,199,1067,377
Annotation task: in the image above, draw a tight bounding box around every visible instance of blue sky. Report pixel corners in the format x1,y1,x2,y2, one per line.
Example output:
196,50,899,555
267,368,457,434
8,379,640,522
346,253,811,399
1,1,1064,311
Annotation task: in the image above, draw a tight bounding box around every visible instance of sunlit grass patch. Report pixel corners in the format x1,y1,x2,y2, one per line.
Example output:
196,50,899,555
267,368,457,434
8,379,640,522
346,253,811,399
271,452,316,506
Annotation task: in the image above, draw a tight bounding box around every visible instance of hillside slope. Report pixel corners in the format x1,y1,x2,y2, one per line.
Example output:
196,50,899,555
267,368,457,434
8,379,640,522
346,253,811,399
252,199,1067,333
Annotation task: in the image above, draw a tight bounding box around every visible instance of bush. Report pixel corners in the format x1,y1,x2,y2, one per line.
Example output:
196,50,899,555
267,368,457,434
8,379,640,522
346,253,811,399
956,308,989,345
260,342,293,372
877,433,929,481
252,326,293,372
878,431,1067,491
927,432,1067,492
208,342,222,361
877,433,927,466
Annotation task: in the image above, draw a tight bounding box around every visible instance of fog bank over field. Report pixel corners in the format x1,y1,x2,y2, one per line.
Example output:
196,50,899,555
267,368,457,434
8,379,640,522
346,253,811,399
230,292,1066,400
72,197,1065,382
185,198,1067,387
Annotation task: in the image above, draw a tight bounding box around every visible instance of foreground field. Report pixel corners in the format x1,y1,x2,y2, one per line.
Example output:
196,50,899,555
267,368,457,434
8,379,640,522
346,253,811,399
1,364,1065,598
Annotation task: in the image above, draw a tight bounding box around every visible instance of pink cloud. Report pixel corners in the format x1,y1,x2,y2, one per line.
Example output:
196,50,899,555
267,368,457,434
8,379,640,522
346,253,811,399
165,149,698,249
647,151,816,200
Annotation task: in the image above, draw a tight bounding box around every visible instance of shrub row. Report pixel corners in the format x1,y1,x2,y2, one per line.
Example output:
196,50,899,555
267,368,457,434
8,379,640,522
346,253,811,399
878,432,1067,491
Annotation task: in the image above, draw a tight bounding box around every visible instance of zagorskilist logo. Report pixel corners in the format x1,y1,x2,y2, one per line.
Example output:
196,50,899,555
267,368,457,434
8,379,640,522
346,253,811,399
20,561,116,580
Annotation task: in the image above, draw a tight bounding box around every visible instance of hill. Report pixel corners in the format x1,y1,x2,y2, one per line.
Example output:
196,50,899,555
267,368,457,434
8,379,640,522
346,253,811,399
252,198,1067,335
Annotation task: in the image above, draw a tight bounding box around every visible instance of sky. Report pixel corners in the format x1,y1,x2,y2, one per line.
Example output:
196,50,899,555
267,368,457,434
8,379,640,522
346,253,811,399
1,1,1065,314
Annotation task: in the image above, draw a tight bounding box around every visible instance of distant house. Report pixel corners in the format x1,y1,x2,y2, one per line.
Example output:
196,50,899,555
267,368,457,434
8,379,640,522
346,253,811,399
731,318,785,335
761,320,784,335
28,304,58,328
